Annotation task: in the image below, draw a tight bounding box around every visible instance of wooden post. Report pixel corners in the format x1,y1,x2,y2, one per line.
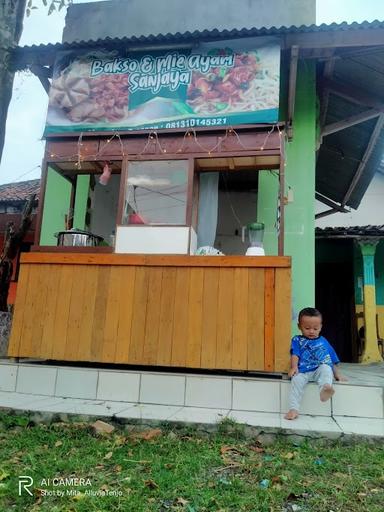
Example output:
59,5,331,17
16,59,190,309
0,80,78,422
278,132,285,256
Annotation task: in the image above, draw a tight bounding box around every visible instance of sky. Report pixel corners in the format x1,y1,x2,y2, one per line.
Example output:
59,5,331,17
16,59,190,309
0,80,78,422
0,0,384,185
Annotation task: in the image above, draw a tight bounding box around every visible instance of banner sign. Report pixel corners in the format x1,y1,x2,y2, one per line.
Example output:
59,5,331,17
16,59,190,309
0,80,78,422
45,37,280,134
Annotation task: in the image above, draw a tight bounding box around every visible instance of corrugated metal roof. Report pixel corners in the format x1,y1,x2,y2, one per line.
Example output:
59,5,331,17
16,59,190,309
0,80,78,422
0,180,40,203
316,47,384,209
316,225,384,237
9,20,384,70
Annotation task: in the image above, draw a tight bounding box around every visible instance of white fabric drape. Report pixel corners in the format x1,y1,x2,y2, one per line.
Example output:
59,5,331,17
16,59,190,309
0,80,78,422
197,172,219,248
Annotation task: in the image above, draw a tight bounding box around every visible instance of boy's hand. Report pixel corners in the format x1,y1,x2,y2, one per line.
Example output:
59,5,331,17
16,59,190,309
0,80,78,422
288,367,298,378
335,374,348,382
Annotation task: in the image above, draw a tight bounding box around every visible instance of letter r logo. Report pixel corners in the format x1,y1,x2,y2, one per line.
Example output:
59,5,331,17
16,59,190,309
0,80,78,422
18,476,33,496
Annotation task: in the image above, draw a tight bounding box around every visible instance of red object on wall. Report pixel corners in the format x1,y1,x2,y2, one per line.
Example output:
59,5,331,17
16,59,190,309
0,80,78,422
128,213,146,224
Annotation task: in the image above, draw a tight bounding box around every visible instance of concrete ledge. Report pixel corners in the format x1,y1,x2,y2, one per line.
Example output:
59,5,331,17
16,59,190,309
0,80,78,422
17,366,57,396
0,394,382,439
0,362,382,421
55,368,98,399
0,363,17,392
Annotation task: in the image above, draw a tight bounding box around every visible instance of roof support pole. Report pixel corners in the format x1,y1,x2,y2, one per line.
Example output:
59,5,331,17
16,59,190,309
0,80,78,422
278,135,285,255
341,114,384,207
357,240,382,363
315,208,339,220
316,55,335,157
322,109,381,137
287,45,299,141
319,57,335,130
315,192,349,212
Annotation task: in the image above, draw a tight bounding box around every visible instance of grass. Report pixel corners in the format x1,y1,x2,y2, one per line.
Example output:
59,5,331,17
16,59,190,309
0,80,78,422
0,413,383,512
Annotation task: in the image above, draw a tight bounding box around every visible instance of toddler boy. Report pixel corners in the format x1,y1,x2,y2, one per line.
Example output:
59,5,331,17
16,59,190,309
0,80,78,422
285,307,347,420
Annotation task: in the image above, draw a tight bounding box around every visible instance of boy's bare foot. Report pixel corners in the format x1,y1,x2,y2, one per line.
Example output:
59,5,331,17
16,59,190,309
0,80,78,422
284,409,299,420
320,384,335,402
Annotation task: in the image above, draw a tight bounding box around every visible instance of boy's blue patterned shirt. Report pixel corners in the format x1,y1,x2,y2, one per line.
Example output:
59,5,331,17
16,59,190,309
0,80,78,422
290,335,340,373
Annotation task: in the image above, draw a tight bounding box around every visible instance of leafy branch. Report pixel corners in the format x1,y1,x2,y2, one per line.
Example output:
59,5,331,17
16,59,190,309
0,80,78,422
26,0,73,17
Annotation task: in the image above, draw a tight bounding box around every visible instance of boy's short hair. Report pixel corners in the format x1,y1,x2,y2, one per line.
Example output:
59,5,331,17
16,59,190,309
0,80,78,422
298,307,322,323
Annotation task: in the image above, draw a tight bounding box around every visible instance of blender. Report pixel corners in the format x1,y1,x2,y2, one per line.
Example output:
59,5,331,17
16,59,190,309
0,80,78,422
242,222,265,256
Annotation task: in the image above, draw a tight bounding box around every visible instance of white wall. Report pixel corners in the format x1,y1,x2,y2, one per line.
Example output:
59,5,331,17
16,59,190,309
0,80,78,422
115,226,193,254
64,0,316,42
315,173,384,228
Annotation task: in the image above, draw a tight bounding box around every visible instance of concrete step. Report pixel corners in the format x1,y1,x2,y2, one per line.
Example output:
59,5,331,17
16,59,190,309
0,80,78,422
0,361,382,421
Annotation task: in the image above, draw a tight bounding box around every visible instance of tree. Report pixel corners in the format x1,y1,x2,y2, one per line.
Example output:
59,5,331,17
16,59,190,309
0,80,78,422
0,0,27,164
0,0,72,163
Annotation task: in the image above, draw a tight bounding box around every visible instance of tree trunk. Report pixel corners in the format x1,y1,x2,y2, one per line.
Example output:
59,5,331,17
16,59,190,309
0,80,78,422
0,0,26,163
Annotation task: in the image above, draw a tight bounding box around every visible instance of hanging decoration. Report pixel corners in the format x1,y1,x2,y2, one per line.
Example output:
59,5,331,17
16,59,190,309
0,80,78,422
47,123,282,164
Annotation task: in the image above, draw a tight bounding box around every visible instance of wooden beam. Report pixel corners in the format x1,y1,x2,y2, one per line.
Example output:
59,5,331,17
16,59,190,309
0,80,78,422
284,27,384,50
278,134,285,256
315,208,340,220
322,109,381,137
317,56,335,156
315,192,349,213
21,252,292,268
287,45,299,140
342,114,384,206
319,57,335,130
30,64,51,94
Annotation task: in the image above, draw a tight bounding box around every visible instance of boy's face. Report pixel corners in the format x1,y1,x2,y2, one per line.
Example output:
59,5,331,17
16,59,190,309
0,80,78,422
298,315,322,339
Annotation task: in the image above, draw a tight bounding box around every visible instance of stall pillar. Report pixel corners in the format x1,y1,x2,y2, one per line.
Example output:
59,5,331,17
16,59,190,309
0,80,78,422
285,61,316,327
258,60,316,332
358,240,382,362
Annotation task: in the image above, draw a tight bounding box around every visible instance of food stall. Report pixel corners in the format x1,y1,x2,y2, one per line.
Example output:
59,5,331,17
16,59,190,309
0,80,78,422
8,35,291,372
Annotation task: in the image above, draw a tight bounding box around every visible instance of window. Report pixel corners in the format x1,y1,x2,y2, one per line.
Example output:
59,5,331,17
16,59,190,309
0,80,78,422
122,160,189,225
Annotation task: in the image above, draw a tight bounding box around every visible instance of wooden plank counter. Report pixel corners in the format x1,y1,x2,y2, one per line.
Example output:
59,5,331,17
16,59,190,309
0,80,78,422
8,253,291,372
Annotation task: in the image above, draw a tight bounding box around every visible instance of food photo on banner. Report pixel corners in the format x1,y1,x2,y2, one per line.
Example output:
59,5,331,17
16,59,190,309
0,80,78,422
44,36,280,134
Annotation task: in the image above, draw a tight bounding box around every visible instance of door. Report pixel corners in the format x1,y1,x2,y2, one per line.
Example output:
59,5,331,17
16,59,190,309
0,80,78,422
315,239,357,362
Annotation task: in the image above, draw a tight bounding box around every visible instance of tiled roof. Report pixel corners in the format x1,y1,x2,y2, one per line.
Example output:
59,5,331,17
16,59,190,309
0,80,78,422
316,225,384,238
0,179,40,203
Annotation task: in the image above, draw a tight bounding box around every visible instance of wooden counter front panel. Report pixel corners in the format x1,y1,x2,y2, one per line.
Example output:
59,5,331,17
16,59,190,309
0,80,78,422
8,261,291,372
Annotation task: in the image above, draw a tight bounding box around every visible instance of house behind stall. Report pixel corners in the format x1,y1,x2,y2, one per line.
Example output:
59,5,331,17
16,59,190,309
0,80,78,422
0,179,39,304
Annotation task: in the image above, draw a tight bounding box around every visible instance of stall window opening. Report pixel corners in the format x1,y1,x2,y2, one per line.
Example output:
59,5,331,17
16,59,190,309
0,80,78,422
122,160,189,226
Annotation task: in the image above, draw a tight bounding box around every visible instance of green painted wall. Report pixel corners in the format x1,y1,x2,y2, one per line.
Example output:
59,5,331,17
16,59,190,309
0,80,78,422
40,170,90,244
40,168,71,245
258,60,316,329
